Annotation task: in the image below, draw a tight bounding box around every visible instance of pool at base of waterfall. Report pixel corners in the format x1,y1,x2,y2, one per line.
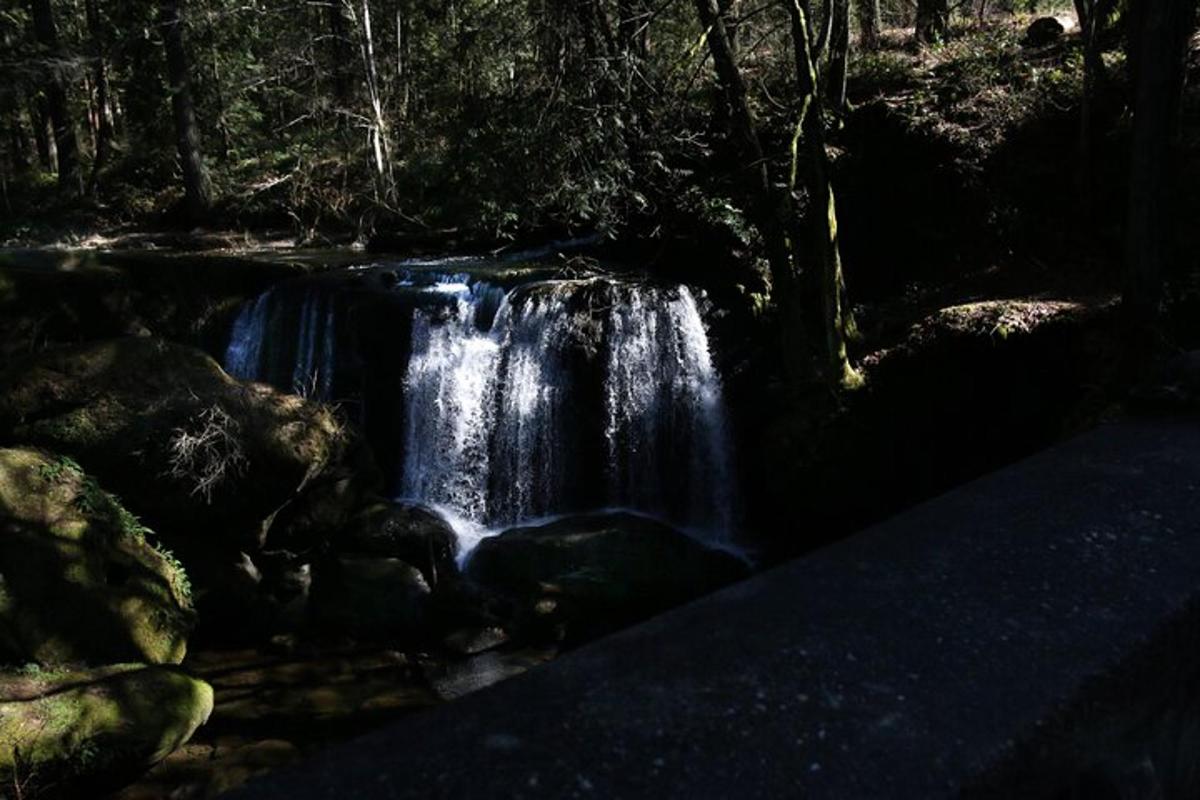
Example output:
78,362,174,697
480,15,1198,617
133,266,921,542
224,256,739,557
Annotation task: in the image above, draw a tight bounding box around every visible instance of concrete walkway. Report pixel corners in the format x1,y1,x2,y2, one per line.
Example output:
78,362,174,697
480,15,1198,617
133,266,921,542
226,418,1200,799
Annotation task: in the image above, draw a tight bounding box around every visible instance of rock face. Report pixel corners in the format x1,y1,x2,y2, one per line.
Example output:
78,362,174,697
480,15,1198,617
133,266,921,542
1024,16,1064,47
0,664,213,795
467,512,749,639
0,338,379,552
0,248,307,373
309,555,431,641
0,448,194,665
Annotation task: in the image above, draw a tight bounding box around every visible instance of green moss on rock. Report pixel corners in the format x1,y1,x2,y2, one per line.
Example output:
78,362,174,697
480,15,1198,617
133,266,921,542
0,663,213,794
0,448,194,666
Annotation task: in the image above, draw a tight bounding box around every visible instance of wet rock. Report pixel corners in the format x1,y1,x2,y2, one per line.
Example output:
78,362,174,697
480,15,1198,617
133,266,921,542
442,625,510,656
0,663,213,796
341,501,459,585
467,512,749,641
0,448,194,665
309,555,430,641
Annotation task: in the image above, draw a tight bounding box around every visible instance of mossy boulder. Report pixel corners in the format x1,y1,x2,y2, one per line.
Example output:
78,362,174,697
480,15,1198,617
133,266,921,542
0,663,213,796
0,448,193,666
466,512,749,640
0,337,380,552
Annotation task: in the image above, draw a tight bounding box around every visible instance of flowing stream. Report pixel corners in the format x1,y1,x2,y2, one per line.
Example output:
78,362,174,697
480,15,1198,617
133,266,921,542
225,261,737,552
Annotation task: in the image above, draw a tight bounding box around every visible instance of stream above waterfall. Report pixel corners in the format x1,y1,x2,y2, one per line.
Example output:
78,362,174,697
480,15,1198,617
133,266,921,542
224,255,739,555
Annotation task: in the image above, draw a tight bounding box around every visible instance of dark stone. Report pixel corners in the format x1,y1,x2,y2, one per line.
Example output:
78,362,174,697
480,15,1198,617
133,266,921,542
309,555,430,641
466,511,749,640
225,420,1200,799
341,501,459,585
1024,16,1064,47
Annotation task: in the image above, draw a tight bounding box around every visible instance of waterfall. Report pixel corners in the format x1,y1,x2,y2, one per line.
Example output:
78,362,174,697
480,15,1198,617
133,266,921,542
224,287,337,401
225,267,739,549
397,278,736,544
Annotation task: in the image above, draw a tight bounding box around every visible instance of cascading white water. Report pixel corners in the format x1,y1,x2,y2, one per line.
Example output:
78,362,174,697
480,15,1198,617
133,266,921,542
604,286,734,537
225,267,739,551
397,277,736,545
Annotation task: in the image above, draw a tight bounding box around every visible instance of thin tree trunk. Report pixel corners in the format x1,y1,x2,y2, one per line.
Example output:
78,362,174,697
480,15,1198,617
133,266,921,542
812,0,834,59
692,0,856,385
827,0,850,112
27,94,53,171
27,0,81,194
354,0,395,203
692,0,798,361
858,0,881,52
85,0,114,195
914,0,949,44
160,0,214,221
1123,0,1197,327
786,0,856,384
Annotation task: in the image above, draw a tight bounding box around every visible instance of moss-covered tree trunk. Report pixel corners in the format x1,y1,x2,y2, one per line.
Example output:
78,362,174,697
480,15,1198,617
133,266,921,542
1123,0,1197,327
691,0,856,386
160,0,214,222
26,0,81,195
786,0,857,385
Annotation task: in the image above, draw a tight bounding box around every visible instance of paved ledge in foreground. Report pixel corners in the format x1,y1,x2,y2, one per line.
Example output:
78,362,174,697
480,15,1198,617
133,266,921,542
226,418,1200,799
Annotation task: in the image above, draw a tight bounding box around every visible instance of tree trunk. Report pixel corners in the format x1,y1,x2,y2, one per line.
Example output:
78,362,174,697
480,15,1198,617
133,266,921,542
858,0,881,52
692,0,800,366
786,0,856,384
160,0,214,222
827,0,850,112
28,94,55,172
812,0,834,59
27,0,81,194
353,0,395,203
1123,0,1197,327
85,0,114,195
691,0,856,386
914,0,949,44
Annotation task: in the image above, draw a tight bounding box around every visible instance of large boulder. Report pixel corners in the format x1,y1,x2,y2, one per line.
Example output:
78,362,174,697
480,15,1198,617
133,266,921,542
0,448,193,665
341,501,459,585
466,512,749,639
1024,16,1064,47
0,337,380,552
0,663,213,796
309,555,431,641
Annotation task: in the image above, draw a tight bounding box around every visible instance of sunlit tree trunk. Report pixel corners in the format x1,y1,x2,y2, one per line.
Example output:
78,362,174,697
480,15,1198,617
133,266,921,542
1123,0,1197,327
160,0,214,221
350,0,395,204
27,0,81,194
